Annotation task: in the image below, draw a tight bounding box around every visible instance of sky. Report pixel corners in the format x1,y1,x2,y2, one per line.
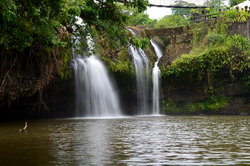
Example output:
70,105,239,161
145,0,230,19
145,7,172,19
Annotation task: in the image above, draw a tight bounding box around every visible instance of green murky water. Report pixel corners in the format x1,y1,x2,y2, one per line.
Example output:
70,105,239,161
1,115,250,165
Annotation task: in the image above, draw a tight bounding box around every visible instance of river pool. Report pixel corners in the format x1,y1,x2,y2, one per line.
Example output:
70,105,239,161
0,115,250,165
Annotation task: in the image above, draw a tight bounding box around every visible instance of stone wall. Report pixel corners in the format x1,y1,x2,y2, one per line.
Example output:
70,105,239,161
144,27,184,38
229,18,250,40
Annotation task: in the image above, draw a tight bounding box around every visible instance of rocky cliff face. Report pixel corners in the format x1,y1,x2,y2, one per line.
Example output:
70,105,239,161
0,44,73,120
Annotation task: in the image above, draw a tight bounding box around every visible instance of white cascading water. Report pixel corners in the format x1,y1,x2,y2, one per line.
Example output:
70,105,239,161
72,56,122,117
129,46,150,114
150,39,163,115
128,30,150,115
71,18,122,117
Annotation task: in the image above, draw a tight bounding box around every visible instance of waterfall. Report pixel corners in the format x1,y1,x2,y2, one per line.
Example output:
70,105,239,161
128,39,150,115
129,46,150,114
150,39,163,115
152,63,161,114
71,18,122,117
72,56,122,117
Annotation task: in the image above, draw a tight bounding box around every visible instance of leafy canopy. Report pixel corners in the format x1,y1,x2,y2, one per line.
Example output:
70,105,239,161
0,0,69,50
0,0,149,51
127,12,157,28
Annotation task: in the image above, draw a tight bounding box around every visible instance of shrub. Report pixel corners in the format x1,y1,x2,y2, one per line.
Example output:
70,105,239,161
206,33,227,47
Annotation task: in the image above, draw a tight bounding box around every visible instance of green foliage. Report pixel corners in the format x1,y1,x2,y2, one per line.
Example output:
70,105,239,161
202,46,233,73
225,35,250,72
162,34,249,85
57,49,72,80
229,0,245,7
190,22,208,45
130,37,150,49
161,8,249,114
0,0,151,90
154,15,189,28
163,95,229,114
0,0,71,51
190,8,212,15
161,51,203,76
188,95,230,113
205,33,227,47
172,0,196,17
127,13,157,27
162,11,250,85
227,34,250,51
107,58,134,74
123,0,149,13
224,9,240,23
0,0,149,51
102,49,134,74
189,7,222,23
78,0,149,50
101,50,135,92
223,9,250,24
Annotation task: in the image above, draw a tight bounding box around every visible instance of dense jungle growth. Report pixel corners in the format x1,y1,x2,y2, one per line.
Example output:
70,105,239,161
0,0,249,119
0,0,148,119
159,9,250,115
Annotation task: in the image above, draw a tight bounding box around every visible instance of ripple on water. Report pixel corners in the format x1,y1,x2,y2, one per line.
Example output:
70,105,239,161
0,116,250,165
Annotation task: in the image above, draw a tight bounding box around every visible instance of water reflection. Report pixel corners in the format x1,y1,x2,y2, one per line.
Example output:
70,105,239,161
49,119,117,165
0,116,250,165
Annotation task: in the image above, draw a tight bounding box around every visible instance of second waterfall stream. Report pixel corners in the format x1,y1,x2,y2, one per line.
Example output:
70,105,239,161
151,39,163,115
128,29,150,115
129,28,163,115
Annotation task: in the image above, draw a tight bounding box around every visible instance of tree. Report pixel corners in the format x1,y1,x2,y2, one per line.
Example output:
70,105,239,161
0,0,70,50
229,0,245,7
127,12,157,27
74,0,149,49
0,0,149,51
154,15,189,28
172,0,196,17
207,0,227,10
